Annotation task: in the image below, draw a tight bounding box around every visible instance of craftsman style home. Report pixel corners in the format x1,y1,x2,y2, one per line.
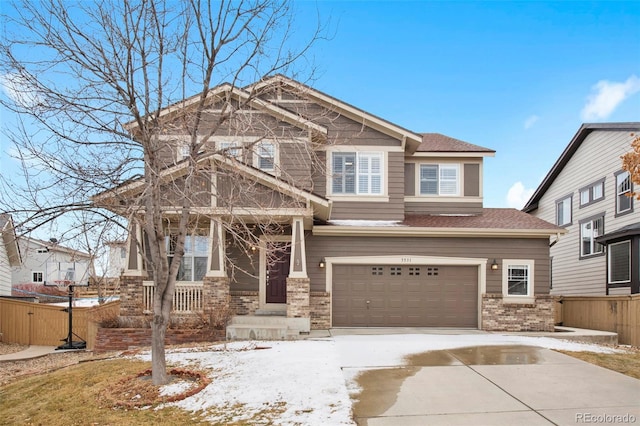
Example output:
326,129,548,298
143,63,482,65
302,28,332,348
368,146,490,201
524,122,640,296
99,75,563,338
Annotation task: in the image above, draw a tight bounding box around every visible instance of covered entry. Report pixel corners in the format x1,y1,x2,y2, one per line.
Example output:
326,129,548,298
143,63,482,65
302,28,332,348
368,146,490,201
332,264,478,327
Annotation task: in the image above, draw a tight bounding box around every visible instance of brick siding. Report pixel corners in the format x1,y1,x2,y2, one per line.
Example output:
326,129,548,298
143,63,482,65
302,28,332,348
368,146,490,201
310,291,330,329
230,291,259,315
286,277,310,318
482,294,555,332
93,327,225,353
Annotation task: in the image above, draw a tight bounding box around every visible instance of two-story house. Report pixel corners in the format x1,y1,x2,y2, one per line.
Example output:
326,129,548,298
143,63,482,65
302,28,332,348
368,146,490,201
97,75,563,337
11,237,93,288
524,122,640,296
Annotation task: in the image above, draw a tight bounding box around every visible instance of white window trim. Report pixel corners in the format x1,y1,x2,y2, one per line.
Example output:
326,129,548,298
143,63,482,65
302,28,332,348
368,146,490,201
417,163,461,197
327,150,388,199
580,216,604,258
502,259,535,303
608,240,631,284
252,141,278,173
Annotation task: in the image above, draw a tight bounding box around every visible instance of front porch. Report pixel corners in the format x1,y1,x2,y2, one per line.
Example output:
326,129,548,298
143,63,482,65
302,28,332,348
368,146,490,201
119,215,324,339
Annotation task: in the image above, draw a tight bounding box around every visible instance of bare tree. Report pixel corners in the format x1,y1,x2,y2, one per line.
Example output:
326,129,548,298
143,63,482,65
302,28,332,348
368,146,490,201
0,0,324,384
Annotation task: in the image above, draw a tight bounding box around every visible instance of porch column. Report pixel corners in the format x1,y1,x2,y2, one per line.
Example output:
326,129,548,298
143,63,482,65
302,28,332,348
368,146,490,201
203,219,230,321
124,220,145,276
289,216,307,278
206,219,226,278
286,216,310,331
121,220,145,318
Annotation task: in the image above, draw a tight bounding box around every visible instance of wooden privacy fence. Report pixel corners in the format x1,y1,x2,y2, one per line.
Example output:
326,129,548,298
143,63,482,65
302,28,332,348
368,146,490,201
0,298,120,349
558,295,640,346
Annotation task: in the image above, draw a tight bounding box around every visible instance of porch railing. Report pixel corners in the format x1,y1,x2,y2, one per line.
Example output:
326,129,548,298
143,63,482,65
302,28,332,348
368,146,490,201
142,281,204,313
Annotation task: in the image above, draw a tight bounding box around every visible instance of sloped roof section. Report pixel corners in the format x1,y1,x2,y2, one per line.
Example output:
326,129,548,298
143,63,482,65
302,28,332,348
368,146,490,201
418,133,495,153
403,208,563,231
523,122,640,213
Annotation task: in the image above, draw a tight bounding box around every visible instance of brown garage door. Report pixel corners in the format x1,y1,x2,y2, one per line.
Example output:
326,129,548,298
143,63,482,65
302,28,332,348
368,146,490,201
332,265,478,327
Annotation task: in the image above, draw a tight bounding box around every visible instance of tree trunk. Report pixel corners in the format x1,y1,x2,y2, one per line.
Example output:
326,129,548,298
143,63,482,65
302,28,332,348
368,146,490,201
151,313,169,385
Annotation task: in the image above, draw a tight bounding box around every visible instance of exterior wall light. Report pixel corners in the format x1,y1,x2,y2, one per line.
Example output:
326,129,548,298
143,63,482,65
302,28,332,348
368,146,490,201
319,258,326,268
491,259,499,270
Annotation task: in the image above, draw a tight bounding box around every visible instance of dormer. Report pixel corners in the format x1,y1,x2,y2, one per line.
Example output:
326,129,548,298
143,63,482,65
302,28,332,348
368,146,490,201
404,133,495,215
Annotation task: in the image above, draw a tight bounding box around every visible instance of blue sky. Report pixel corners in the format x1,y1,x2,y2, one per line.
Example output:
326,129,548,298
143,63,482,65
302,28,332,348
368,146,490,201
295,0,640,207
1,0,639,213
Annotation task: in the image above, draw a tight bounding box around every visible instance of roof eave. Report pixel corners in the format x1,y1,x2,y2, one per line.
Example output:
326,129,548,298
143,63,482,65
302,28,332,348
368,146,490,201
312,226,565,238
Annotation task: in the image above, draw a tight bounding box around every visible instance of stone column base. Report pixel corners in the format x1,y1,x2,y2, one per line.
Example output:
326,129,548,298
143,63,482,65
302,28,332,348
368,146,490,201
286,277,310,319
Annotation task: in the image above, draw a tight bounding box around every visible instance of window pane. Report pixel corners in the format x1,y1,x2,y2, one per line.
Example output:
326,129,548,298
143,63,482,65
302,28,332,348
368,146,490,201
508,265,529,295
332,153,356,194
581,222,592,256
609,241,630,283
194,257,207,281
177,257,192,281
258,143,275,170
420,165,438,195
439,165,458,195
593,183,603,200
580,189,590,205
557,198,571,226
617,172,631,213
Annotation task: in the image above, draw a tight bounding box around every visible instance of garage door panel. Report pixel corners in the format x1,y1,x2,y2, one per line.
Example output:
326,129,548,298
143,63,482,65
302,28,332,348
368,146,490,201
333,264,478,327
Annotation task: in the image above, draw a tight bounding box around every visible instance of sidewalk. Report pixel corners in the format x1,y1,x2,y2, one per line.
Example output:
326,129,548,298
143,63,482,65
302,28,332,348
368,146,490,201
0,346,56,362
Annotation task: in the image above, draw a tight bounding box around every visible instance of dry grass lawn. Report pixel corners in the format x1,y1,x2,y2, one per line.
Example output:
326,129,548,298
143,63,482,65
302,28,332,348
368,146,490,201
559,349,640,380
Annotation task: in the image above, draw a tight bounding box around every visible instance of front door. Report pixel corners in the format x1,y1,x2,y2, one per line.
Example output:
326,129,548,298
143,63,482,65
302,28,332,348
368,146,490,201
266,242,290,304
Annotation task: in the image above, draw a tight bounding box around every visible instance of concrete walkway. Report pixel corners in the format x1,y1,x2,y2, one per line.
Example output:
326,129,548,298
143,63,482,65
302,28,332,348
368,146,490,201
0,345,57,362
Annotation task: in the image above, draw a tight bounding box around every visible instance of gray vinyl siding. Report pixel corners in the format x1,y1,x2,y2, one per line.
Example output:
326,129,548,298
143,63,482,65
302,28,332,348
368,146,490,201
404,201,483,215
531,130,640,295
216,174,302,209
328,151,405,220
405,163,415,196
278,142,314,191
305,234,550,294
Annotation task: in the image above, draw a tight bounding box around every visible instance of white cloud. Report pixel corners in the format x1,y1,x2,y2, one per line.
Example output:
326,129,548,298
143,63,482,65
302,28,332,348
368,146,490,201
0,72,44,108
506,181,535,209
581,75,640,121
524,115,539,129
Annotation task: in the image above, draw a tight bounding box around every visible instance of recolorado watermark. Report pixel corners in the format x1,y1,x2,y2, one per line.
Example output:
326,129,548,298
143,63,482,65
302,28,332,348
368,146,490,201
576,413,637,424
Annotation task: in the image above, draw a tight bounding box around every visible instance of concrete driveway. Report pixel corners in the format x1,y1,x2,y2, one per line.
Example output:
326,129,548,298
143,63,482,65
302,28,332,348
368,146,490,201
332,332,640,426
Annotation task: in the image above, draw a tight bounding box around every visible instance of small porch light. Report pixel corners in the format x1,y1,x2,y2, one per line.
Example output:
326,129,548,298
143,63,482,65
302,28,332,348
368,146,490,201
319,258,326,268
491,259,499,270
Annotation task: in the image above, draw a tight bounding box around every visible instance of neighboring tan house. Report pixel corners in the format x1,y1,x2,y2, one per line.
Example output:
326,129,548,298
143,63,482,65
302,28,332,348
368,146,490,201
11,237,93,287
523,122,640,296
96,75,563,337
0,214,21,296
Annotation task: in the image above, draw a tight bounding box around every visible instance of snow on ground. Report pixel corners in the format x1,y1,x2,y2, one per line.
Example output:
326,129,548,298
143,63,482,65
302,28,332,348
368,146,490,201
136,333,621,425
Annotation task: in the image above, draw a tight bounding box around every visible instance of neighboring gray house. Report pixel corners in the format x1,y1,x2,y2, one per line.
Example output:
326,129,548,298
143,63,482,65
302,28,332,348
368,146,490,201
96,75,563,336
0,214,21,296
11,237,93,287
523,122,640,296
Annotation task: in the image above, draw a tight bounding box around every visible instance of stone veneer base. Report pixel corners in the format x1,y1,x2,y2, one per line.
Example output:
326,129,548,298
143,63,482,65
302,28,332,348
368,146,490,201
482,294,555,332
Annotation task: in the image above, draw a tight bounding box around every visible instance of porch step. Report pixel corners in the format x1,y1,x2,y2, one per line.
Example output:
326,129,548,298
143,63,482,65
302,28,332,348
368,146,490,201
226,315,310,341
254,309,287,317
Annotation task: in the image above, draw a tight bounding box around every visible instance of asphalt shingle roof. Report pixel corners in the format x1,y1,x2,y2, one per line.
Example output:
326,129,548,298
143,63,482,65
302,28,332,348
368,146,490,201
403,208,562,230
417,133,495,153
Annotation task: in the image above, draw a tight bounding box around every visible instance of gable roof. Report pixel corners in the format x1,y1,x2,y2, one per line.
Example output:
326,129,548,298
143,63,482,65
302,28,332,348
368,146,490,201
248,75,424,152
0,214,21,266
417,133,495,154
124,82,328,137
523,122,640,213
19,236,92,260
93,153,332,221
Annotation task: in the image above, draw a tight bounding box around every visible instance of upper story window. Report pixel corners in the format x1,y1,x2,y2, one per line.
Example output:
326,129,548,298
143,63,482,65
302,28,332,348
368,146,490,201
332,152,383,195
254,142,275,171
615,171,633,216
579,179,604,207
218,141,242,160
556,195,572,226
580,215,604,258
166,230,209,281
179,144,190,161
419,164,459,196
